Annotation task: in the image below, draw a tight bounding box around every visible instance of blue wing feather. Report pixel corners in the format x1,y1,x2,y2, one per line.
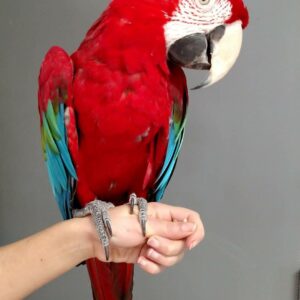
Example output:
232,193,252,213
154,116,186,201
56,104,77,178
154,68,188,201
42,102,77,219
156,125,176,181
38,46,76,220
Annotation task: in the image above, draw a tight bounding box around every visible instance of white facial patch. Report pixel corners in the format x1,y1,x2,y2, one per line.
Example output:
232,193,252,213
203,20,243,87
164,0,232,49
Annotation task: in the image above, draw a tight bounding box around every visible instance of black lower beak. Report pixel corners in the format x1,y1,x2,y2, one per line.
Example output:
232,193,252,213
168,25,225,71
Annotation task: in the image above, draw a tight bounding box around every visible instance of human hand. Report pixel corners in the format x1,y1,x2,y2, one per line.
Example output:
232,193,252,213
137,202,205,274
87,202,205,274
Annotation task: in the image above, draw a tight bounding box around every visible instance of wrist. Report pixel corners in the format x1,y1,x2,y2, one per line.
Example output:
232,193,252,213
67,217,96,261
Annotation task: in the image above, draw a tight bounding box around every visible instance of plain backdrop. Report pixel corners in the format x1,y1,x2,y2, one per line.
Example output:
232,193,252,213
1,0,300,299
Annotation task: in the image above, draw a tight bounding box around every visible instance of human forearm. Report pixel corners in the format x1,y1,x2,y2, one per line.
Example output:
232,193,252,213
0,217,94,299
0,203,204,298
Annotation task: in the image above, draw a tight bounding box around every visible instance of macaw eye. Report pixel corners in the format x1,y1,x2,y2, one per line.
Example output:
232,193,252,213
199,0,211,5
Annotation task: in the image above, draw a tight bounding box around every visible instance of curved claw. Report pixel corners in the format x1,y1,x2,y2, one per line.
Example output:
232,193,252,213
137,198,148,237
104,245,110,262
141,219,146,237
128,193,148,237
102,207,113,237
73,200,114,261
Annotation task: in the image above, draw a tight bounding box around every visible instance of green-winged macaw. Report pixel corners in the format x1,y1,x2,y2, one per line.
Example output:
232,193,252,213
38,0,249,299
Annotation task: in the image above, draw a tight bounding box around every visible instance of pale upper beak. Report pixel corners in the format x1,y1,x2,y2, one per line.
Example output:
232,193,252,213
168,21,243,89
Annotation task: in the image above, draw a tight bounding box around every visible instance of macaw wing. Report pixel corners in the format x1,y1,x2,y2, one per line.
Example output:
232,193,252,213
154,66,188,201
38,47,78,219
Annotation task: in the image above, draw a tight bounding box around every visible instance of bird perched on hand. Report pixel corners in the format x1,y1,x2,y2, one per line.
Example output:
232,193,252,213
38,0,249,299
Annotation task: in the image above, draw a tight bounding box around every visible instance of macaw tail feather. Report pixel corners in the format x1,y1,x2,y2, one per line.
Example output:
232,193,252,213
86,258,134,300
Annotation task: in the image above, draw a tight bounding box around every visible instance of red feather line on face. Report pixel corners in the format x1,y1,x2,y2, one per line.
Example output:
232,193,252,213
226,0,249,28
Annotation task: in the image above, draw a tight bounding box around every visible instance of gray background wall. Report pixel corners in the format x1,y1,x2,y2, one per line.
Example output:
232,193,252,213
1,0,300,299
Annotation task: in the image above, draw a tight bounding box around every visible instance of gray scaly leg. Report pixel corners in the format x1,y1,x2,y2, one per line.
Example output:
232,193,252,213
73,200,114,261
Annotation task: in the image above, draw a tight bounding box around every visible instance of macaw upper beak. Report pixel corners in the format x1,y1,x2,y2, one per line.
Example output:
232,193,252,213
168,21,243,89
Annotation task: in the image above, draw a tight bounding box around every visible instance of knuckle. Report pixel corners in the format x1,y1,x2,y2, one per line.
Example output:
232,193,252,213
149,202,159,210
149,202,161,213
165,259,175,267
163,244,172,255
166,257,178,267
149,267,161,275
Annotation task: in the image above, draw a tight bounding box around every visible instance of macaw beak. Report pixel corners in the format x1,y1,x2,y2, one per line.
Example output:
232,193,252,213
168,21,243,89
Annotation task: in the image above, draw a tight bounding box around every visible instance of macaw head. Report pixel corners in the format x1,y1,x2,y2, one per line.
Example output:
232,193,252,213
164,0,249,88
98,0,248,88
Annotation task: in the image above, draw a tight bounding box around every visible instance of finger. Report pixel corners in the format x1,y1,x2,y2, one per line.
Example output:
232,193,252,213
168,206,205,249
146,248,185,267
147,236,186,257
148,203,205,249
137,256,165,275
184,214,205,250
148,202,198,223
147,219,196,240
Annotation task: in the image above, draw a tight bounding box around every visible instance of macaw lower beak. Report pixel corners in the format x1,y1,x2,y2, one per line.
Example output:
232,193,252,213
168,21,243,89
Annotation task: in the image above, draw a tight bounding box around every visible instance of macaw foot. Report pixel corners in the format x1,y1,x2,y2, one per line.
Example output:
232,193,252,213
128,193,148,237
73,200,115,261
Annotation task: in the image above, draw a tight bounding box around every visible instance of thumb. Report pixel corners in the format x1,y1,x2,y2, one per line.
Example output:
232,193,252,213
147,219,196,240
